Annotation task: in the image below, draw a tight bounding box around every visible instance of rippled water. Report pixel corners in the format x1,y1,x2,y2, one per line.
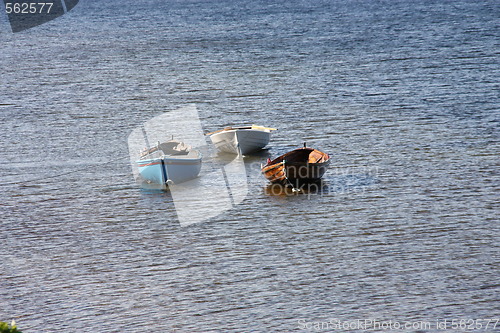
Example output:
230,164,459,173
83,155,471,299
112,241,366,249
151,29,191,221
1,0,498,332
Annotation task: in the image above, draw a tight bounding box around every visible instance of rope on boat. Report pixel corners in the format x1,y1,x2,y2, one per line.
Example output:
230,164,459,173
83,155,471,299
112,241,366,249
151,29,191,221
282,159,301,192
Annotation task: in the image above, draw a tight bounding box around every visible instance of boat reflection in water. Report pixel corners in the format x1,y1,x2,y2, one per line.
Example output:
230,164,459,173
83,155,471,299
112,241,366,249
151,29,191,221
264,180,329,197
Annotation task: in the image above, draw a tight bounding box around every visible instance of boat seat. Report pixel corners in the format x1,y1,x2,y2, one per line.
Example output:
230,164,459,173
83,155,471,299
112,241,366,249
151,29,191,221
308,151,326,163
158,141,191,155
169,151,190,155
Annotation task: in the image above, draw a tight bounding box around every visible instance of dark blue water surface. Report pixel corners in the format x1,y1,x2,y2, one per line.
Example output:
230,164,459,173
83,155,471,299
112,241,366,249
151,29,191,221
1,0,498,332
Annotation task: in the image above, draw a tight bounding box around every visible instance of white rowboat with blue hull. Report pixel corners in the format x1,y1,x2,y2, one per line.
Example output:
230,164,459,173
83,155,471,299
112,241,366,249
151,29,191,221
136,141,202,186
208,125,277,155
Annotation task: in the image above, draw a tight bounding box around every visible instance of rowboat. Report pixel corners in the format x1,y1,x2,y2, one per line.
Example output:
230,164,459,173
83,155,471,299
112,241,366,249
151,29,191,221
261,145,330,186
208,125,276,155
136,140,202,186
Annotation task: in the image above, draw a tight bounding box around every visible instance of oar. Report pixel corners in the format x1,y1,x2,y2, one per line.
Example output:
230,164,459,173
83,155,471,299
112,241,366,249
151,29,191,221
206,126,251,135
251,125,277,131
205,127,235,136
206,125,277,136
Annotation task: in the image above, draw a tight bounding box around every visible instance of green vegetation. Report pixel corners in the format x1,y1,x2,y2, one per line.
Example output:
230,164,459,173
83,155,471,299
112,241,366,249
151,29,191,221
0,321,22,333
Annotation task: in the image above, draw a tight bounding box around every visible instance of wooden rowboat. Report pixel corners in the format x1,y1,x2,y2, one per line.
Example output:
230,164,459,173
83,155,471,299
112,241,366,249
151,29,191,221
262,146,330,185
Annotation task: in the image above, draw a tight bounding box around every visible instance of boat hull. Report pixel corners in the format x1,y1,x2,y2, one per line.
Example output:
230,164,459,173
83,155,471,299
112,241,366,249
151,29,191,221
262,147,330,185
136,151,202,185
210,129,271,155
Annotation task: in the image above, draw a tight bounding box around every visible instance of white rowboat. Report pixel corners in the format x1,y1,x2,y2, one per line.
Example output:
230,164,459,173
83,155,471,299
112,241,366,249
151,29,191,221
136,140,202,186
208,125,276,155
